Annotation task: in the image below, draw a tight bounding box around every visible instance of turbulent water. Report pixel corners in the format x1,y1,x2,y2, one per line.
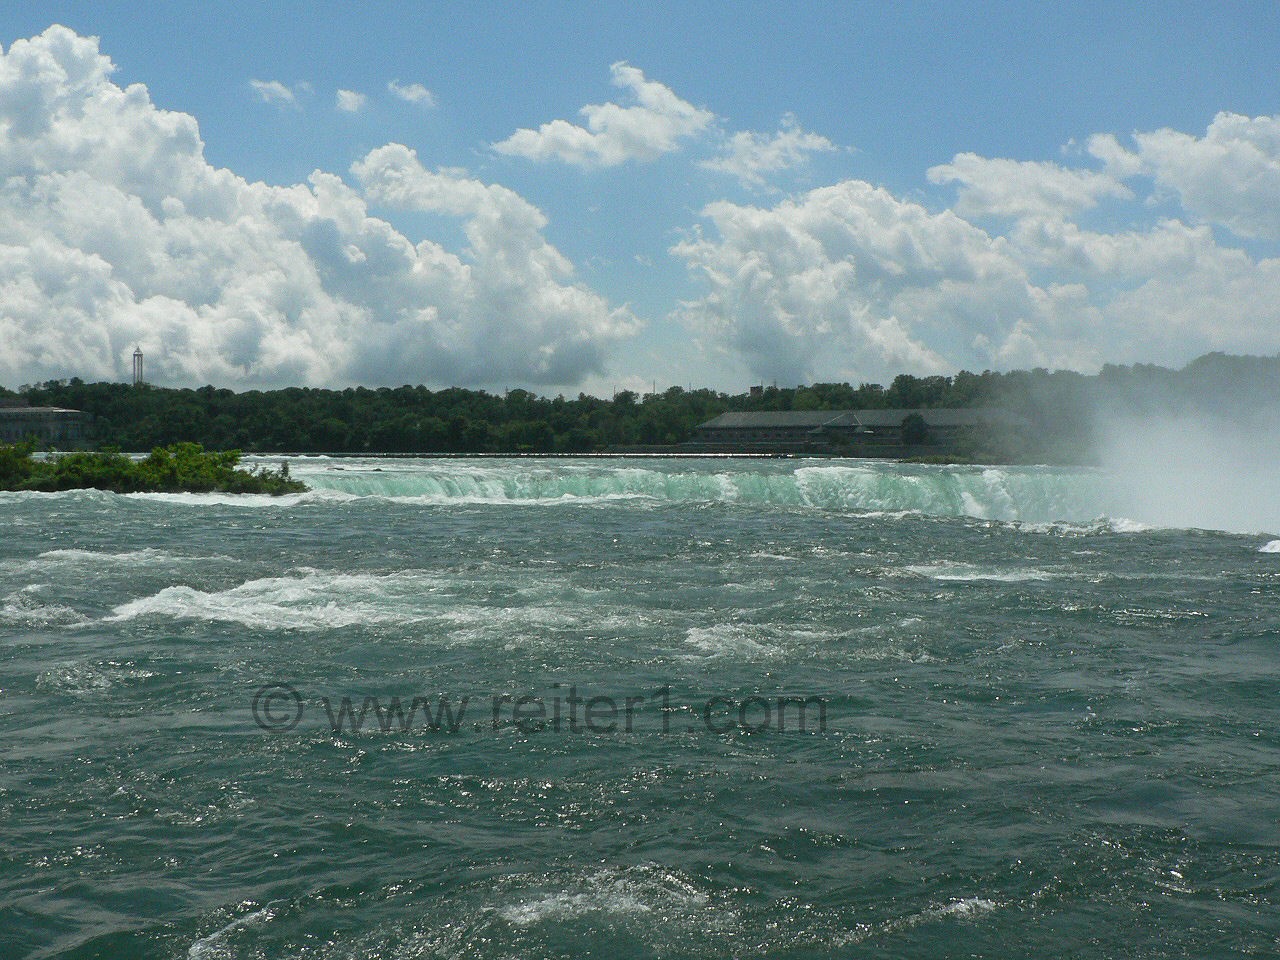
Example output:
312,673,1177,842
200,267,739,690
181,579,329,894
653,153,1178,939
2,456,1278,958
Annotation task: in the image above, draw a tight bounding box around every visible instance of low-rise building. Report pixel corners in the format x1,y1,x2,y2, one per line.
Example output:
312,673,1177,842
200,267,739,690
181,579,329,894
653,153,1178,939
0,407,88,446
691,408,1015,453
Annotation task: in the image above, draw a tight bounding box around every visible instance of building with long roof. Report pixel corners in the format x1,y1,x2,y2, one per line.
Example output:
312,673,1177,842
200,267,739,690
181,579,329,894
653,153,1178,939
0,406,88,446
691,408,1018,454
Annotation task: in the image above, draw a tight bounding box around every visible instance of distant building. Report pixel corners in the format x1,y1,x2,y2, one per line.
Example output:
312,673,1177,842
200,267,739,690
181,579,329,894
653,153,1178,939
0,407,88,446
691,408,1017,452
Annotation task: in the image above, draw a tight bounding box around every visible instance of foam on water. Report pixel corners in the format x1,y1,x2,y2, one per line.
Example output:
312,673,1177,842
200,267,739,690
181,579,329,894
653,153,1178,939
0,487,119,505
933,897,999,918
490,865,716,929
31,547,223,570
275,458,1113,523
35,660,158,695
125,489,347,507
99,568,603,638
1012,517,1151,536
684,624,783,659
834,894,1002,947
1,586,89,626
187,904,276,960
904,563,1056,582
104,569,447,630
0,456,1212,531
38,547,174,563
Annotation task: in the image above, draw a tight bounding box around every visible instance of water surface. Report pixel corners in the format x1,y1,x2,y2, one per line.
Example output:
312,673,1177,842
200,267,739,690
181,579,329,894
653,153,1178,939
3,457,1278,957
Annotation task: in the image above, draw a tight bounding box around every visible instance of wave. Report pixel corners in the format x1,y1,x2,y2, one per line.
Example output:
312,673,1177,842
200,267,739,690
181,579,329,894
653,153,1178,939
32,547,222,567
38,547,172,562
684,624,785,659
494,865,709,927
187,904,276,960
103,569,444,630
101,568,591,636
1,587,90,627
903,563,1056,582
181,865,724,959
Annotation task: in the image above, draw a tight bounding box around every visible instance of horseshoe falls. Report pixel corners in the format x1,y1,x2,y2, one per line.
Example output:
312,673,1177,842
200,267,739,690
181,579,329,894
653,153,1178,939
2,456,1278,958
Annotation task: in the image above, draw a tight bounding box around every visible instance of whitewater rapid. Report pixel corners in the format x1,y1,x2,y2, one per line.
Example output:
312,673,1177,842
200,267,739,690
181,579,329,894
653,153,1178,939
227,456,1113,524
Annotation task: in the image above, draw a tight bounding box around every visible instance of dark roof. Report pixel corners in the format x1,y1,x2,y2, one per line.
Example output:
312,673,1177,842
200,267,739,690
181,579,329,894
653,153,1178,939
697,411,853,429
696,408,1014,430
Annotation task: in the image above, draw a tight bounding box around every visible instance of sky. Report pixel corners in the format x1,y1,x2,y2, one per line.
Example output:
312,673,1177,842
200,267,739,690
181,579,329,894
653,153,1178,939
1,1,1279,396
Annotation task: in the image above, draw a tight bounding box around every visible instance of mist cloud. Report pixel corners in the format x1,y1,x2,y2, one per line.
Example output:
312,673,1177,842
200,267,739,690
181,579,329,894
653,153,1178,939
1095,411,1280,535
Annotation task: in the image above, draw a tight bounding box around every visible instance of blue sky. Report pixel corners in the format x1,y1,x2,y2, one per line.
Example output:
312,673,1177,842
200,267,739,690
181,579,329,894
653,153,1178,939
2,2,1279,394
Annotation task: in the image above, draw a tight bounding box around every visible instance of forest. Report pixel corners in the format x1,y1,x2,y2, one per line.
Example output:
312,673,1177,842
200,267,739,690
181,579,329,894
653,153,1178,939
3,352,1276,463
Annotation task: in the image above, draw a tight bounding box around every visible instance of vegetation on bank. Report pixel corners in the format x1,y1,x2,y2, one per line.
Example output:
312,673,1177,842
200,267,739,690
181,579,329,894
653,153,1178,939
0,367,1085,459
0,442,306,495
2,351,1275,464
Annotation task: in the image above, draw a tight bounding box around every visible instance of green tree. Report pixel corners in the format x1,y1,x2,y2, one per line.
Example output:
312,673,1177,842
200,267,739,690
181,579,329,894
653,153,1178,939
901,413,929,445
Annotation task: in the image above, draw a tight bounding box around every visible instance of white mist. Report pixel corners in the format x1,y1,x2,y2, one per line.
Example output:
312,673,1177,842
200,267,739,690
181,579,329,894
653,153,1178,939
1095,413,1280,536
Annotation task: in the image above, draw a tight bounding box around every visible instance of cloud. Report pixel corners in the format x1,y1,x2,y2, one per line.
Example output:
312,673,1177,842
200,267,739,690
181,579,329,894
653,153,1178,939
352,144,637,383
674,114,1280,384
1091,112,1280,241
701,116,837,188
335,89,366,113
671,182,1057,383
0,26,634,389
249,79,298,107
1084,133,1146,179
927,154,1133,220
388,80,435,107
492,62,713,168
6,26,1279,395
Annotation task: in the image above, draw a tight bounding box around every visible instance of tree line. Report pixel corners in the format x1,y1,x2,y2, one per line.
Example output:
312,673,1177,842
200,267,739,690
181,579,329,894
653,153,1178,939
3,351,1275,462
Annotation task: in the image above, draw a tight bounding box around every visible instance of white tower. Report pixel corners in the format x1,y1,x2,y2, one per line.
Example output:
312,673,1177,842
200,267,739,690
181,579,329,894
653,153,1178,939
132,347,144,385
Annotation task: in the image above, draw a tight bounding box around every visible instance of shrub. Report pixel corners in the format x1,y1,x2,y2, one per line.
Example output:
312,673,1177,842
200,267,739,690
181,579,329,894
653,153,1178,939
0,442,307,495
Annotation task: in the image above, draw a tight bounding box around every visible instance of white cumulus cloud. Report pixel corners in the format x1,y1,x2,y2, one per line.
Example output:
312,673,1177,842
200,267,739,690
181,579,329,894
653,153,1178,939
701,116,837,188
675,115,1280,385
492,62,713,169
352,144,637,384
0,26,634,389
1092,112,1280,241
927,154,1133,220
671,181,1066,384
